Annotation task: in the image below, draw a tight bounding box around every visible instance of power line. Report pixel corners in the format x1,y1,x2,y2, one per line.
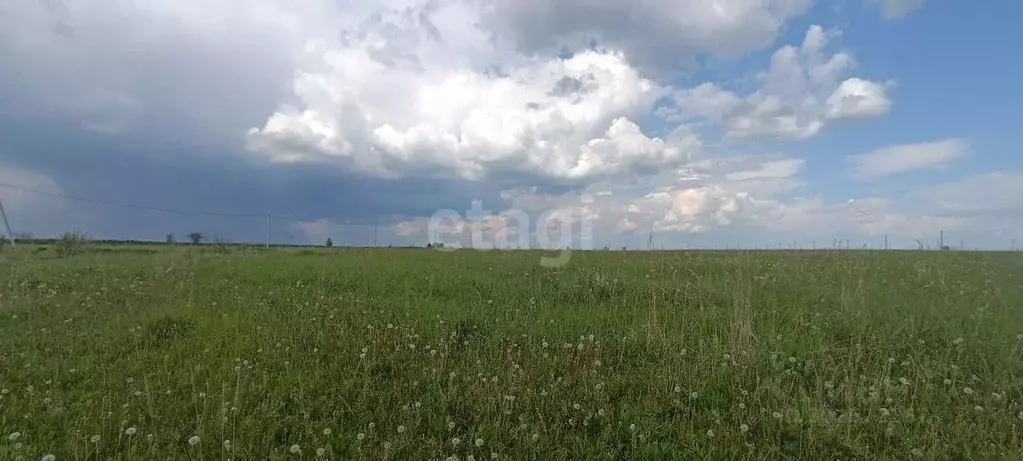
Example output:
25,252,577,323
0,182,264,217
0,181,382,231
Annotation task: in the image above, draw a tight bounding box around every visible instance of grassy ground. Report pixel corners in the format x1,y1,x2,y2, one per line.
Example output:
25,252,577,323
2,245,1023,460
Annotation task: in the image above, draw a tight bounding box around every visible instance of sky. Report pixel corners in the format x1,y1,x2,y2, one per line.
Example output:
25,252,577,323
0,0,1021,250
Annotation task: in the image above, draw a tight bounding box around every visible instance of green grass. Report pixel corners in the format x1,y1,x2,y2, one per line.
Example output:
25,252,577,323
2,245,1023,460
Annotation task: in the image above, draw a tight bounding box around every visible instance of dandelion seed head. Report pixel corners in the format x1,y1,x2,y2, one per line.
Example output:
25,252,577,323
188,435,200,446
316,447,326,456
475,438,484,447
125,427,137,436
289,444,300,453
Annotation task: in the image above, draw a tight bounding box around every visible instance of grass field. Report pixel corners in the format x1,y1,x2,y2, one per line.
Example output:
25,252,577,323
2,245,1023,460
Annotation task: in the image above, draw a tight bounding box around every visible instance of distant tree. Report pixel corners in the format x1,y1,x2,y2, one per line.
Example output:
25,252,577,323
56,230,90,258
188,232,205,244
166,233,176,245
426,243,433,249
325,238,333,248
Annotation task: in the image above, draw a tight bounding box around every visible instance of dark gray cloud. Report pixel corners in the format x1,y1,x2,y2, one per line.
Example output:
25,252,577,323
0,115,513,242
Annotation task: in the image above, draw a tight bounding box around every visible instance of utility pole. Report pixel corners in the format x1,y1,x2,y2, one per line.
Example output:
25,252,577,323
884,234,888,250
940,230,944,249
265,213,270,248
373,220,378,247
0,198,14,246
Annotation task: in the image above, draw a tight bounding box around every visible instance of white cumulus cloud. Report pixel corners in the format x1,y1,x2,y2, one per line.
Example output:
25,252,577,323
666,25,893,140
246,1,702,182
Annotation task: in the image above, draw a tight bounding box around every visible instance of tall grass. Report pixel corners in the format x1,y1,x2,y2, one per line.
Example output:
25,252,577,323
1,247,1022,459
